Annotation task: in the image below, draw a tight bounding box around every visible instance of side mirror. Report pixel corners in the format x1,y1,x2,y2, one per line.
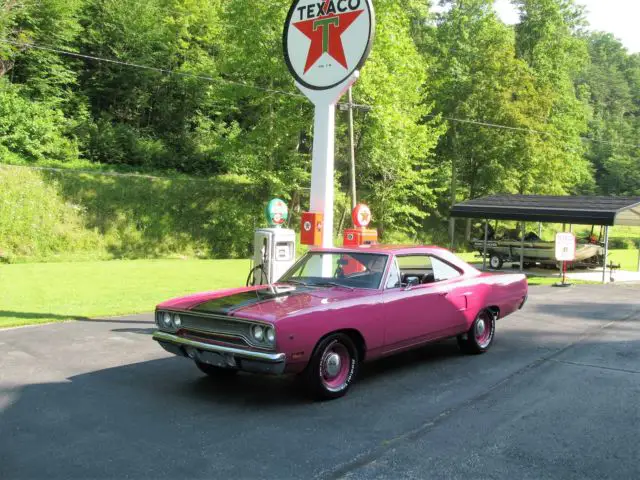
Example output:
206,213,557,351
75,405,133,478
403,277,420,290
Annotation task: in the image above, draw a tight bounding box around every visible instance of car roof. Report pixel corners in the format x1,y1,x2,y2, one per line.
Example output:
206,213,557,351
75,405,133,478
307,244,479,275
309,244,450,255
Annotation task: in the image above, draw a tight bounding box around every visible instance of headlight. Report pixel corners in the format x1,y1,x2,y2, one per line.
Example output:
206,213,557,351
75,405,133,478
251,325,265,342
162,312,172,329
172,314,182,329
265,326,276,344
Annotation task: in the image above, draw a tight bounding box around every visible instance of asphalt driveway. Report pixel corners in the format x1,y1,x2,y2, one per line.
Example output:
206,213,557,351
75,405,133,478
1,285,639,479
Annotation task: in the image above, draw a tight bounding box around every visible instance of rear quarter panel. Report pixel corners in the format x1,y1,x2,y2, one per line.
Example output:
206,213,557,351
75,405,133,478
465,272,528,325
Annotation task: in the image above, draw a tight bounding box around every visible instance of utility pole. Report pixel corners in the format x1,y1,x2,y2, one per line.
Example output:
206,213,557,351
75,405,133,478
348,87,357,210
339,93,371,211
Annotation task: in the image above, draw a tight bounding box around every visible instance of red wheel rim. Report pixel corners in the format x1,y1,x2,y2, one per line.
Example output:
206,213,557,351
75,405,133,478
474,313,493,348
320,342,351,392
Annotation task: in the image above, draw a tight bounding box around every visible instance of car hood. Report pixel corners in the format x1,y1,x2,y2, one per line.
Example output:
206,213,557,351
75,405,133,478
156,284,374,323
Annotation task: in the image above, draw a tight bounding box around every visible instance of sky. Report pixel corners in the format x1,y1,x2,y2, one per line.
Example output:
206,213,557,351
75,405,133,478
493,0,640,53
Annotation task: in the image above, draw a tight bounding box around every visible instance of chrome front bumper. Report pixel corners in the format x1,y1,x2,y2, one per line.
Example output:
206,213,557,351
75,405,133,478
153,331,286,375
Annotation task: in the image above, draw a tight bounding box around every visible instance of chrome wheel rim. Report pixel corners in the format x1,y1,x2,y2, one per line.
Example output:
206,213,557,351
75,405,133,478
475,314,493,348
320,342,351,392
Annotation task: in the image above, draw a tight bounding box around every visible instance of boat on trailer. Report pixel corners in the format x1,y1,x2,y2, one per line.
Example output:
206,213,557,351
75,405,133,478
471,226,605,270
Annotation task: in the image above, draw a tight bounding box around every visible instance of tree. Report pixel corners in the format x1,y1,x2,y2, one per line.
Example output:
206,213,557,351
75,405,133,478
511,0,593,195
423,0,534,240
350,0,443,238
577,33,640,195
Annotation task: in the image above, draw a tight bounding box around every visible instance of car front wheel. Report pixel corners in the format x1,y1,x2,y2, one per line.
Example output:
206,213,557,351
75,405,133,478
457,310,496,354
303,333,359,401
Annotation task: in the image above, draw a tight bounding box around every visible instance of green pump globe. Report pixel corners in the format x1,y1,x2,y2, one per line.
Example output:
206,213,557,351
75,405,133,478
265,199,289,227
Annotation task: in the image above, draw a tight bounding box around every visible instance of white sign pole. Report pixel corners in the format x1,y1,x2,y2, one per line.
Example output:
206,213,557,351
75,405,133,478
283,0,375,250
296,74,358,247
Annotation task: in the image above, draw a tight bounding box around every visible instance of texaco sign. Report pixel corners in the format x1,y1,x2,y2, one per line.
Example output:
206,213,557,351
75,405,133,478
283,0,375,90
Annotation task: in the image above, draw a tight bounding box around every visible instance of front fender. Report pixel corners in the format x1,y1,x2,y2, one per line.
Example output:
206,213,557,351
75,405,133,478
276,302,384,371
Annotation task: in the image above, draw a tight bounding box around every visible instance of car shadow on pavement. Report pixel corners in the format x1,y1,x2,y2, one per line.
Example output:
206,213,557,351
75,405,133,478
0,335,485,480
2,334,639,480
111,327,157,335
0,310,90,321
534,302,640,320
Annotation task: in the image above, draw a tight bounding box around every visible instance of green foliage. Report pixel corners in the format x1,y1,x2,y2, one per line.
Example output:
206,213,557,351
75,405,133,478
577,33,640,195
425,0,530,204
352,0,443,238
511,0,593,195
0,166,274,261
0,0,638,262
0,166,103,260
0,80,78,162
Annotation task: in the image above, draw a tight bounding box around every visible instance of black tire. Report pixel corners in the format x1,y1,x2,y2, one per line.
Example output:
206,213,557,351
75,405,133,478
303,333,359,401
489,255,503,270
457,310,496,355
195,360,238,379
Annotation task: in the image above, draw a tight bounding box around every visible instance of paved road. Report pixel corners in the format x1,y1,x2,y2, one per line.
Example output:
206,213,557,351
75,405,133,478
1,285,639,479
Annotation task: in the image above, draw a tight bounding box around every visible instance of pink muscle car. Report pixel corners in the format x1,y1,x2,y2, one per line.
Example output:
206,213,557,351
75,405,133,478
153,245,528,400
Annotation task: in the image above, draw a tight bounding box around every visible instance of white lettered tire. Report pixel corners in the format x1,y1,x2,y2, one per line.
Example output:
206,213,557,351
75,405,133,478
303,333,359,400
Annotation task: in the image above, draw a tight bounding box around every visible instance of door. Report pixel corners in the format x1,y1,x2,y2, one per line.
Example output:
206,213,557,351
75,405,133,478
382,254,468,353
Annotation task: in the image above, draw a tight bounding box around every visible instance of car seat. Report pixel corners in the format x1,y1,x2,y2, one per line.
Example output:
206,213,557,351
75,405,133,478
421,273,435,284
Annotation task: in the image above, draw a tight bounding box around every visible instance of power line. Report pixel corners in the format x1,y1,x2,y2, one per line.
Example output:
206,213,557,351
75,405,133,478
2,38,377,109
0,163,221,182
0,39,304,99
425,114,640,149
2,40,636,151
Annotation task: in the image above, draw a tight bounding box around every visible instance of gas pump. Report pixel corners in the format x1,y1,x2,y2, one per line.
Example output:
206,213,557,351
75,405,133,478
342,204,378,275
247,199,297,286
343,204,378,247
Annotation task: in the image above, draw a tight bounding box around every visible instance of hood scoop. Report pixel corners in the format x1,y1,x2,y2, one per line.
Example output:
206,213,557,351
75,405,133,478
190,285,303,315
257,285,297,298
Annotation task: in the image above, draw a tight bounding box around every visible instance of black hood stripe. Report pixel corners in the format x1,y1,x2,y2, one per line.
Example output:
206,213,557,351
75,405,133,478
191,286,313,315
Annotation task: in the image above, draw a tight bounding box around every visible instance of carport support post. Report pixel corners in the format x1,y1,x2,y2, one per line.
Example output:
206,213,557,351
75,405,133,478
482,220,489,271
520,222,525,272
449,217,456,250
602,226,610,284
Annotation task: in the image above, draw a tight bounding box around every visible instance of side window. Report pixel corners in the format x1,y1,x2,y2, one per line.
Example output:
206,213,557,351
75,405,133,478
396,255,432,272
385,259,401,289
430,256,461,281
396,255,433,285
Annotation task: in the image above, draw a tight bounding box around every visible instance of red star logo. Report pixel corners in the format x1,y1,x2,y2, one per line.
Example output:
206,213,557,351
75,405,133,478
293,2,364,74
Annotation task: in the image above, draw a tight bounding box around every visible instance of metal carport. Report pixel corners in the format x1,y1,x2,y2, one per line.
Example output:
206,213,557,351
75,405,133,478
450,195,640,283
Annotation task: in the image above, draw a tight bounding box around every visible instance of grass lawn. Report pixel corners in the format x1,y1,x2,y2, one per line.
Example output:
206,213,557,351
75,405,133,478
0,259,250,328
2,249,637,329
607,249,640,271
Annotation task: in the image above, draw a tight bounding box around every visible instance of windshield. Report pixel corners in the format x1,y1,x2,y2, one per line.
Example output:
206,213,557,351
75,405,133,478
280,252,389,289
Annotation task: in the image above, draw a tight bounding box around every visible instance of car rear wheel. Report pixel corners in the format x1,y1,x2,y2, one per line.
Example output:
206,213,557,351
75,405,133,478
303,333,359,401
195,360,238,379
457,310,496,354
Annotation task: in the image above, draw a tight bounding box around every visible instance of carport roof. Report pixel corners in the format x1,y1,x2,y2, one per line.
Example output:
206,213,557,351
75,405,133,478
450,195,640,226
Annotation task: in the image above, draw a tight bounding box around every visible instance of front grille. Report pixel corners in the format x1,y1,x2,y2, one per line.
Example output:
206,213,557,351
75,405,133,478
180,313,251,339
179,330,249,348
170,312,272,350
